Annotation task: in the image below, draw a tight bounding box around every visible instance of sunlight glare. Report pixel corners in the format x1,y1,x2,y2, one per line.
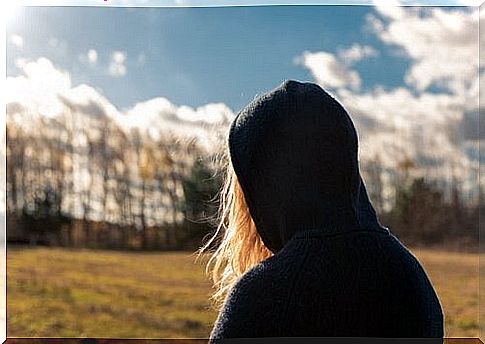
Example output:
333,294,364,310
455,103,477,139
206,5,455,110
2,2,20,25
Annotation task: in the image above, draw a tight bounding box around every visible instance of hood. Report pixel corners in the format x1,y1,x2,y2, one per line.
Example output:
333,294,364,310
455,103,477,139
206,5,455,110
228,80,387,253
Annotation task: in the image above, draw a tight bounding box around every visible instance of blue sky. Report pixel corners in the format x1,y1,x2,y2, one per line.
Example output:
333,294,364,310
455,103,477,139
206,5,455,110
8,5,418,110
5,4,480,199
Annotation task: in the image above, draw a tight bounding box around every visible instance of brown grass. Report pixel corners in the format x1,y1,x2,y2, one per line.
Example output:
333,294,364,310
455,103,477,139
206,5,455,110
6,246,479,338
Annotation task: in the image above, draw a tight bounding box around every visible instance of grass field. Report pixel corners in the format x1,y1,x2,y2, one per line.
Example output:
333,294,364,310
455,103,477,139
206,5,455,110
7,246,479,338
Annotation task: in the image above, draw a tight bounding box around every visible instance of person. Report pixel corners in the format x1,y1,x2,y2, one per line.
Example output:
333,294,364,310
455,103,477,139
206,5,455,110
203,80,444,341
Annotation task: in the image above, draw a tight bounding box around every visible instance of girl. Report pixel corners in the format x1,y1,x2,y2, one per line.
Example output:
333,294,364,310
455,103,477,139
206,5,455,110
204,80,443,340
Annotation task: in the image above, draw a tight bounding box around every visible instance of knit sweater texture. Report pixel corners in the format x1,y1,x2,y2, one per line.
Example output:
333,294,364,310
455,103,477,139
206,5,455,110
209,80,444,340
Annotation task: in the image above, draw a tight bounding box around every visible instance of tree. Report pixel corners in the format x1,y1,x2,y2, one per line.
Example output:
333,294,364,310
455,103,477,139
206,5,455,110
181,157,222,248
364,153,385,214
389,178,448,245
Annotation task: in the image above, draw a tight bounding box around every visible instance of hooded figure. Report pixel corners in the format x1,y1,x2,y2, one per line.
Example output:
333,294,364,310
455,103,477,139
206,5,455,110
207,80,444,340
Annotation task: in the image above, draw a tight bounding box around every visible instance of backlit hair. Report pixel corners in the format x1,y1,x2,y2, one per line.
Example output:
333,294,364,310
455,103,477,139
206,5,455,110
199,160,273,309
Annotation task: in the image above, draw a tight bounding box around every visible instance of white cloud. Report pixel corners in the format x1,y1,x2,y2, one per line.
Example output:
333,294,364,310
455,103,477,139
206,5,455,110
60,84,121,121
7,57,71,118
337,44,379,64
371,0,405,20
295,50,361,90
120,98,234,149
10,34,24,49
336,87,469,174
6,57,234,152
177,103,233,124
109,51,127,77
79,49,98,66
87,49,98,65
370,4,478,95
117,97,177,130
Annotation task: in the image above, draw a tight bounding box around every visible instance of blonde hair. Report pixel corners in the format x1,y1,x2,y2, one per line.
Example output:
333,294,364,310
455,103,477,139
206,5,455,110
199,161,273,308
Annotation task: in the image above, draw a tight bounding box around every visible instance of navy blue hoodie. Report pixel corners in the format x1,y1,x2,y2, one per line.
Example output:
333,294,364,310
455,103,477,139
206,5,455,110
209,80,444,341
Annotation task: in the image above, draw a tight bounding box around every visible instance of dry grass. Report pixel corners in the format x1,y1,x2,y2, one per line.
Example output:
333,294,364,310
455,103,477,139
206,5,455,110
410,248,479,338
6,246,479,338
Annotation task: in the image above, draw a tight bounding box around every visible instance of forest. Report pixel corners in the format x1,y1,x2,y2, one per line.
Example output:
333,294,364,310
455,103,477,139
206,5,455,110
5,104,480,251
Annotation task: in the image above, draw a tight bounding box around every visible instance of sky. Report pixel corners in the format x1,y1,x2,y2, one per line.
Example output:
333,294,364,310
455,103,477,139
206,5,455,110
5,2,482,199
6,5,410,110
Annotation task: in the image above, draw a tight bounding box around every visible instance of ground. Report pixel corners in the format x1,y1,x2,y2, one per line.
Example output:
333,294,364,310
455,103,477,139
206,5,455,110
6,246,479,338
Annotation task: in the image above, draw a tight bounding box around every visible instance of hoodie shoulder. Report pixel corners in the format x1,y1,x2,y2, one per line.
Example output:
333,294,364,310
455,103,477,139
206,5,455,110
209,250,307,340
209,258,283,340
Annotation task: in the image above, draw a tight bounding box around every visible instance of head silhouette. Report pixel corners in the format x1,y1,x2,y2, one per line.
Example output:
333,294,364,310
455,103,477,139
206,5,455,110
204,80,386,305
229,80,384,253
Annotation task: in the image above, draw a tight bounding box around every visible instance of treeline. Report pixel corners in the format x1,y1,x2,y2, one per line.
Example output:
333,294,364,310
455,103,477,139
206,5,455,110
363,156,479,250
6,109,480,251
381,178,479,250
6,111,224,250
